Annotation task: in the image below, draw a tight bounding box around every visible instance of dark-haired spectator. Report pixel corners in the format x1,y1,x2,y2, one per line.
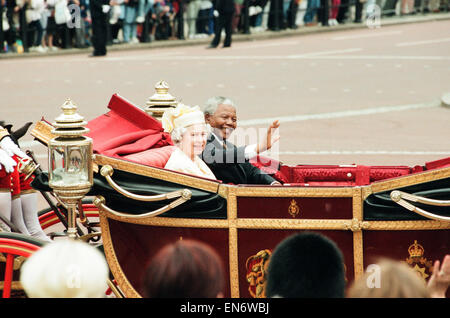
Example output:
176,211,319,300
265,232,346,298
142,239,225,298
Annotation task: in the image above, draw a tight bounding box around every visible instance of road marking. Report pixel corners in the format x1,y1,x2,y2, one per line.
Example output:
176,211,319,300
289,48,363,58
311,55,450,60
278,150,450,155
396,37,450,47
239,100,440,126
234,41,299,49
332,30,403,40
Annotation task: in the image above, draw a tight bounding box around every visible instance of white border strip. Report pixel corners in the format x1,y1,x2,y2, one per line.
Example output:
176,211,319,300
278,150,450,155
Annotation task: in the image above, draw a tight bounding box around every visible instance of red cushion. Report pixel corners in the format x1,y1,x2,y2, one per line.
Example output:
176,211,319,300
123,146,176,168
425,157,450,170
86,94,173,157
282,165,412,186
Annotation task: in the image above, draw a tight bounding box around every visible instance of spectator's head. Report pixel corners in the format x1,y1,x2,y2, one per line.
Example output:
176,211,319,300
265,232,346,298
20,239,109,298
162,104,208,159
142,239,225,298
203,96,236,140
347,258,430,298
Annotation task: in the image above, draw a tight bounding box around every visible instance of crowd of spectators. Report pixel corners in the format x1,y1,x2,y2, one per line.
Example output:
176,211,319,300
18,233,449,298
1,0,449,54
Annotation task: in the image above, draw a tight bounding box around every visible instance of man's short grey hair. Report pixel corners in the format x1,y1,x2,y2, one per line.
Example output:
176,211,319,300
203,96,236,115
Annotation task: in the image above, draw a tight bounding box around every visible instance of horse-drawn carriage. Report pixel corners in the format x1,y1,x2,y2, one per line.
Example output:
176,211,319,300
1,83,449,298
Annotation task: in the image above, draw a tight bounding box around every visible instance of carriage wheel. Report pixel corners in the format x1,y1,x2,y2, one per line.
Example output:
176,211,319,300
0,232,45,298
38,201,100,232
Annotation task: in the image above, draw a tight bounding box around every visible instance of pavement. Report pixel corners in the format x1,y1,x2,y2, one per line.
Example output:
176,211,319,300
1,11,450,60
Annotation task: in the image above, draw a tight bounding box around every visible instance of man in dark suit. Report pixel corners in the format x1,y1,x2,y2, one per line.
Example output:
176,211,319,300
208,0,235,48
90,0,110,56
201,96,281,185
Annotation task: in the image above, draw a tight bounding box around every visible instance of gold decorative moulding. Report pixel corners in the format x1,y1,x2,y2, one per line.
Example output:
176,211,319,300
145,80,178,121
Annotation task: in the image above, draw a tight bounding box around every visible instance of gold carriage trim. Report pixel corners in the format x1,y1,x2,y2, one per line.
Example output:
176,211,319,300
246,249,272,298
98,214,141,298
30,120,55,146
370,167,450,195
405,240,434,280
93,154,220,194
288,199,300,218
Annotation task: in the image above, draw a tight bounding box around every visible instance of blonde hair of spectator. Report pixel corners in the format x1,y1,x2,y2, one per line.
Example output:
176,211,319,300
20,240,109,298
347,258,430,298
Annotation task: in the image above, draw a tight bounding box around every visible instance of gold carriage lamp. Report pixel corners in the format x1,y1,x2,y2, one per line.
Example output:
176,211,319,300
48,99,93,239
145,80,178,121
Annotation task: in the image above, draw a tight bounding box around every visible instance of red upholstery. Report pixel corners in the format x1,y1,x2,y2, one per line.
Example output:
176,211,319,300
250,155,289,183
86,94,173,158
123,146,176,168
279,165,413,186
425,157,450,170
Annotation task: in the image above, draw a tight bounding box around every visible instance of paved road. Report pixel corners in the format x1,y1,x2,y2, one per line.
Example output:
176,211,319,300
1,19,449,175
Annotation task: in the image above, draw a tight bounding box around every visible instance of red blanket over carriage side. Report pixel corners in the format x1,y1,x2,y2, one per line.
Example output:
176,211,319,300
85,94,173,163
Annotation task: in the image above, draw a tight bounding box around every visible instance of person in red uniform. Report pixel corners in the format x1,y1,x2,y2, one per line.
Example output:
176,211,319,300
0,124,50,242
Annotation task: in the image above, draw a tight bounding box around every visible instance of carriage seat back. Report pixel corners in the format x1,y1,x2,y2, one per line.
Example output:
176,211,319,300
122,146,176,168
280,165,415,186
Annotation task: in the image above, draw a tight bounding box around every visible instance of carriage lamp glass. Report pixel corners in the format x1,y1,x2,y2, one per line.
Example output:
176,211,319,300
48,99,93,238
